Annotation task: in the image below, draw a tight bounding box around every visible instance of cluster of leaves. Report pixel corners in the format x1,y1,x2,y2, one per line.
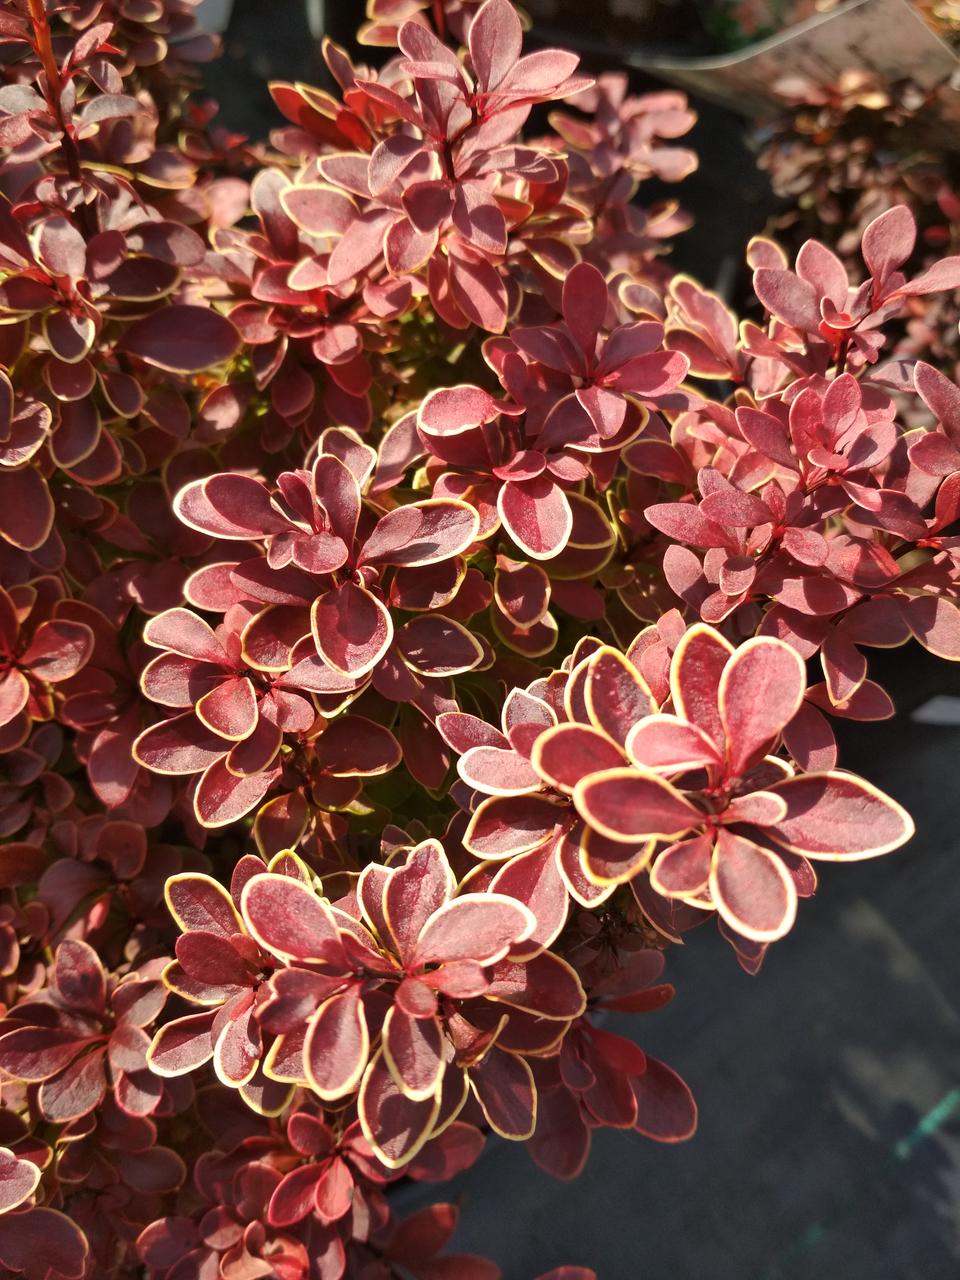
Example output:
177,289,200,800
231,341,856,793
754,71,960,383
0,0,958,1275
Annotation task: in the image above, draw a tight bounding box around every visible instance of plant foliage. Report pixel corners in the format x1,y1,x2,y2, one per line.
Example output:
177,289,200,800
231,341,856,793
0,0,956,1275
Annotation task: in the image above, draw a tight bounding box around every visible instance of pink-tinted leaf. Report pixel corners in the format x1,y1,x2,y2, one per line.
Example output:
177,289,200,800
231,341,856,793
458,745,541,795
412,894,535,966
710,829,797,942
498,476,572,560
489,842,569,952
311,581,393,677
625,715,722,773
175,473,288,539
718,638,806,777
531,723,624,792
914,360,960,444
382,1006,443,1100
463,793,563,859
470,0,523,91
903,596,960,660
585,648,657,746
766,772,914,859
19,619,92,683
650,833,714,898
0,1148,40,1214
861,206,915,283
0,667,28,728
142,607,224,662
670,623,732,748
383,840,454,964
305,987,369,1100
573,767,700,842
361,500,479,567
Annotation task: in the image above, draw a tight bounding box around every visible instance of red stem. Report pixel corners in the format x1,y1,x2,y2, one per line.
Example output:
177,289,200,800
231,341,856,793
27,0,93,232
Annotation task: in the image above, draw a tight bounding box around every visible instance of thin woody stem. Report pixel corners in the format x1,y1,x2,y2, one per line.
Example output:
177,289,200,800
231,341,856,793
27,0,94,232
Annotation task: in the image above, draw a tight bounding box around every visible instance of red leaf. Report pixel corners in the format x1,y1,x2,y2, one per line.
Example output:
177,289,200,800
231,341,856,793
54,939,106,1014
0,1208,88,1280
382,1007,444,1100
498,475,573,560
38,1047,107,1122
412,894,535,966
469,1047,536,1139
305,987,369,1100
165,872,243,938
585,647,656,747
0,467,54,551
359,1050,440,1167
633,1055,698,1142
146,1011,216,1077
242,873,347,964
649,833,714,898
718,637,806,777
268,1163,324,1228
310,581,393,677
861,205,916,284
121,304,240,372
396,614,483,675
489,841,570,951
175,931,250,988
710,829,797,942
573,767,700,842
562,261,608,358
312,716,401,778
194,758,277,827
484,950,585,1019
0,1149,39,1214
463,793,563,859
766,772,914,859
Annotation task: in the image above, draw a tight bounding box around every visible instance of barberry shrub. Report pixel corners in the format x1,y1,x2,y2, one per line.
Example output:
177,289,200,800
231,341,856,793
0,0,957,1275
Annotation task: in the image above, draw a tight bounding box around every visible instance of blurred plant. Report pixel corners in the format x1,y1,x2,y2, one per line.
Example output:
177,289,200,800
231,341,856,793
754,71,960,383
